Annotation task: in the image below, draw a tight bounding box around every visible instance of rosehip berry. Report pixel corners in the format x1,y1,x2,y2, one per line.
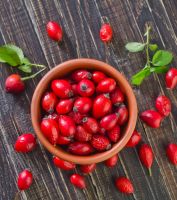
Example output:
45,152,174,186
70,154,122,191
100,23,113,43
80,163,96,174
107,125,121,143
56,99,73,114
17,169,33,190
98,127,106,135
73,97,92,114
105,154,118,167
92,71,106,83
96,78,116,93
57,135,72,145
70,174,86,189
115,177,134,194
91,135,111,151
68,111,87,125
5,74,25,94
126,130,141,147
46,113,59,122
46,21,63,42
41,118,59,145
51,79,73,98
92,94,112,119
115,104,128,125
72,70,92,82
165,68,177,89
42,92,58,113
74,126,92,142
110,87,125,105
155,95,171,117
53,156,76,170
72,84,78,95
82,117,99,134
14,133,36,153
58,115,76,137
77,79,95,97
140,110,163,128
68,142,94,155
100,113,118,130
166,143,177,165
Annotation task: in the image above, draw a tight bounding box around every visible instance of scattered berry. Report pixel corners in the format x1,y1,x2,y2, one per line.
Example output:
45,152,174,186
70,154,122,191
17,169,33,190
165,68,177,89
80,163,96,174
53,156,76,170
115,177,134,194
126,130,141,147
46,21,63,42
155,95,171,117
105,154,118,167
70,174,86,189
100,23,113,43
166,143,177,165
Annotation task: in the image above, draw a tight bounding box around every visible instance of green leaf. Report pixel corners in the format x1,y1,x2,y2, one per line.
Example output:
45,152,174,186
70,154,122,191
125,42,146,52
18,64,32,73
22,57,30,64
149,44,158,51
150,66,169,74
152,50,173,66
131,68,151,85
5,44,24,62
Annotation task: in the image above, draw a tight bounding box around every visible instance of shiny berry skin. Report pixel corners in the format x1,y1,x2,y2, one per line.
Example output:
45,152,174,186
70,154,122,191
58,115,76,137
68,142,94,155
98,127,106,135
115,104,129,125
91,135,111,151
110,87,125,105
115,177,134,194
140,110,163,128
68,111,87,125
92,94,112,119
46,21,63,42
155,95,171,117
57,135,72,145
72,84,78,95
41,118,59,145
166,143,177,165
92,71,106,83
139,144,153,176
53,156,76,170
46,113,59,122
96,78,116,93
77,79,95,97
80,163,96,174
100,23,113,43
107,125,121,143
72,70,92,82
42,92,58,113
82,117,99,134
17,169,33,190
70,174,86,189
105,154,118,167
51,79,73,98
14,133,36,153
126,130,141,147
100,113,118,130
5,74,25,94
165,68,177,89
56,99,73,114
73,97,92,114
74,126,92,142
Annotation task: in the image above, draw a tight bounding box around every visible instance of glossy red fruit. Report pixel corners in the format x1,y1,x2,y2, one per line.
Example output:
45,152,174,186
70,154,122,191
57,135,72,145
165,68,177,89
68,142,94,155
42,92,58,113
107,125,121,143
139,144,153,176
41,118,59,145
82,117,99,134
14,133,36,153
100,23,113,43
98,127,106,135
77,79,95,97
56,99,73,114
91,135,111,151
80,163,96,174
73,97,92,114
155,95,171,117
46,113,59,122
115,177,134,194
72,84,78,95
115,104,129,125
74,126,92,142
140,110,163,128
5,74,25,94
96,78,116,93
17,169,33,190
126,130,141,147
68,111,86,125
100,113,118,130
58,115,76,137
53,156,76,170
46,21,63,42
110,87,125,105
72,70,92,82
105,154,118,167
51,79,73,98
166,143,177,165
92,71,106,83
92,94,112,119
70,174,86,189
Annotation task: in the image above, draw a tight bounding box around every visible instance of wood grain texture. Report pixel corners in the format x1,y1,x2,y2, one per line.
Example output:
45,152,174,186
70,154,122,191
0,0,177,199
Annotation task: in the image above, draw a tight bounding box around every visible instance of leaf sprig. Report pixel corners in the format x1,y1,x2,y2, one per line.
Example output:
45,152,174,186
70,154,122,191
125,25,173,85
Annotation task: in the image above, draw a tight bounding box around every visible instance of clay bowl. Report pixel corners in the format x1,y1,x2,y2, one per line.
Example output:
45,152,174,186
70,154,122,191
31,58,137,164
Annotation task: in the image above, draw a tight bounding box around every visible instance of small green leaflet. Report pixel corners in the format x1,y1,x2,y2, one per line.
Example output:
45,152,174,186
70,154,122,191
149,44,158,51
21,57,30,64
125,42,146,52
18,64,32,73
150,66,169,74
131,68,151,86
152,50,173,66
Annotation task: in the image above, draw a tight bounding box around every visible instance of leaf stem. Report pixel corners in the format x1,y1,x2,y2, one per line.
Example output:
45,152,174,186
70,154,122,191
29,63,46,68
21,67,46,81
145,25,151,67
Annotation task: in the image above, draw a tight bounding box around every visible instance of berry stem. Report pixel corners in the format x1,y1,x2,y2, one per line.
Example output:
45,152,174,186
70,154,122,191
29,63,46,68
148,168,152,177
21,67,46,81
145,25,151,68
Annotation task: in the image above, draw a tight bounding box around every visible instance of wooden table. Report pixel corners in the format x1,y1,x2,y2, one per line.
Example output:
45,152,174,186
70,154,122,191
0,0,177,199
